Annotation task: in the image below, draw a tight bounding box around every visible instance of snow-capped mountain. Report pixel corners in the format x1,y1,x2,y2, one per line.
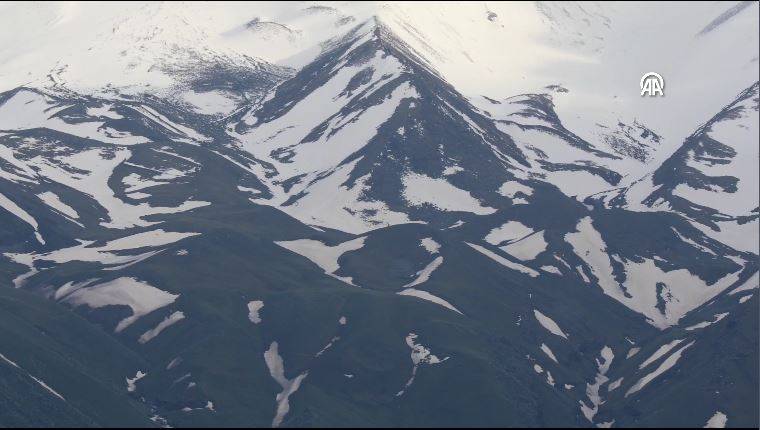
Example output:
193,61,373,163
601,82,759,253
0,1,757,428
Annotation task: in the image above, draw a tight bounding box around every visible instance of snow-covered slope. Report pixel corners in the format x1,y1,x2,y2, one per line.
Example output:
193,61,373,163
3,2,756,140
229,20,531,233
601,82,759,254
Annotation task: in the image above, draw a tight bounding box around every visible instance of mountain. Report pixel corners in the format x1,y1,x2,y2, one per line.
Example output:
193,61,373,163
0,2,757,428
600,83,759,254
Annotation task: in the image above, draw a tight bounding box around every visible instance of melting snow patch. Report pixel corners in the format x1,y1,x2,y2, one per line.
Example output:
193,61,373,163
420,237,441,254
729,272,758,296
580,346,614,423
37,191,80,220
534,310,569,339
402,256,444,289
85,104,123,119
608,377,623,392
275,237,365,286
704,411,728,428
500,231,548,261
1,352,65,401
181,90,239,116
27,375,66,401
626,341,695,397
127,191,151,200
0,352,19,368
546,371,555,386
531,361,555,386
174,373,191,384
0,191,45,244
402,172,496,214
247,300,264,324
398,288,463,315
541,265,562,275
540,343,559,363
467,243,540,277
10,229,198,286
396,333,449,397
65,277,179,332
181,400,216,413
566,216,742,328
257,159,415,234
639,339,684,369
442,165,464,176
498,181,533,198
166,357,182,370
126,370,146,392
685,313,729,331
0,90,149,145
447,220,465,229
131,105,210,143
626,347,641,359
138,311,185,344
92,229,198,251
28,148,209,229
315,336,340,357
149,414,170,427
485,220,533,245
264,341,308,428
53,279,98,301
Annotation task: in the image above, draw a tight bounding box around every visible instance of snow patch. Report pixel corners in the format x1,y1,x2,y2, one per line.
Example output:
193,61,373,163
37,191,80,220
534,309,568,339
420,237,441,254
498,181,533,198
275,236,365,286
247,300,264,324
580,346,614,423
626,341,695,397
126,370,147,393
264,341,308,428
466,243,540,277
396,333,448,397
65,277,179,332
485,220,533,245
398,288,462,315
566,216,742,328
685,313,729,331
0,352,65,401
138,311,185,344
0,191,44,244
704,411,728,428
639,339,684,369
540,343,558,363
402,172,496,215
